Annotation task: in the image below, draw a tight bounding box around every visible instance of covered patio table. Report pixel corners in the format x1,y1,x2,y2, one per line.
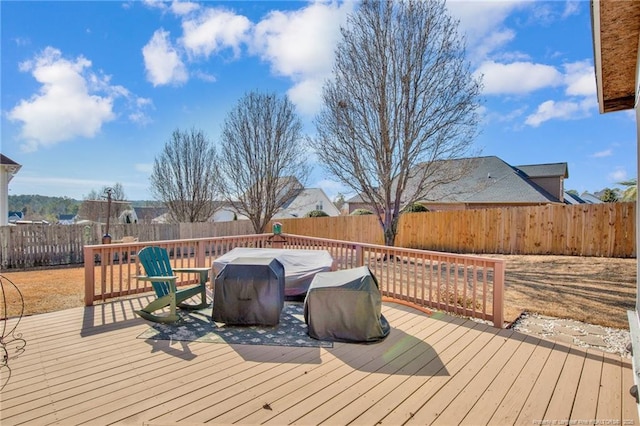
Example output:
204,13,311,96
212,247,335,296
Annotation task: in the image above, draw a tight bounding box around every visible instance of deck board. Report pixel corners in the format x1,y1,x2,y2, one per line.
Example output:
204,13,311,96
430,329,528,425
0,295,637,426
544,345,588,419
571,348,604,419
489,337,555,423
596,351,623,419
514,340,571,423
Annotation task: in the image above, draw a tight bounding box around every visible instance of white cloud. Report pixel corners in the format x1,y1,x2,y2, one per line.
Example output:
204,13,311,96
524,97,596,127
8,47,116,152
286,78,324,117
180,8,251,59
124,96,154,125
171,1,199,16
563,60,596,97
13,36,30,47
562,1,581,18
609,167,627,182
471,29,516,62
250,1,353,116
482,106,527,126
192,70,217,83
142,29,188,86
475,61,563,95
141,0,168,12
591,149,613,158
128,111,152,125
520,60,598,127
447,1,527,62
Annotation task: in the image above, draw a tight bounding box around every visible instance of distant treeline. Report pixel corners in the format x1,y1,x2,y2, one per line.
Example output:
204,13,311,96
8,195,160,222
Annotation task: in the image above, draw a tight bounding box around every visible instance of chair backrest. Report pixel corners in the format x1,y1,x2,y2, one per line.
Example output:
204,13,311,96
137,246,174,297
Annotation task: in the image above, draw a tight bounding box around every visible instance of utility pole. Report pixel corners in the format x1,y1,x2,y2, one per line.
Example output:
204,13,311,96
102,187,113,244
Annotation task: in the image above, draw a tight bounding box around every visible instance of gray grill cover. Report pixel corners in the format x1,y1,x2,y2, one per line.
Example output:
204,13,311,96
212,257,285,326
304,266,390,343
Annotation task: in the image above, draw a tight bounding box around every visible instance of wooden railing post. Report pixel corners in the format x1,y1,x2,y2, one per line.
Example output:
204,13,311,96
492,259,505,328
84,245,95,306
196,239,206,267
355,245,364,267
271,233,286,249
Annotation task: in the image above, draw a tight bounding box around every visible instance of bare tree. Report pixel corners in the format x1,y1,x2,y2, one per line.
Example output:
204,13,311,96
79,183,129,224
84,182,126,201
109,183,127,201
312,0,482,246
218,91,309,233
150,128,219,222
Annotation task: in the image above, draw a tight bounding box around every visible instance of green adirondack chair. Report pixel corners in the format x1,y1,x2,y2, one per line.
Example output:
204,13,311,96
134,246,210,323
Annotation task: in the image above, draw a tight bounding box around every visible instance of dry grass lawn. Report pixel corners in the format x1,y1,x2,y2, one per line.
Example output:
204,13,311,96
493,254,636,329
1,254,636,329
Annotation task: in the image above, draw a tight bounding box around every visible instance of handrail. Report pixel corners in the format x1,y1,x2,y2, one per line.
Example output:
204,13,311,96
83,233,505,327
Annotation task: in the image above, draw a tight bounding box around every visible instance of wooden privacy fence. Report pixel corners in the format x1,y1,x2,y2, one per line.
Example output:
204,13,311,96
276,202,636,258
83,233,505,327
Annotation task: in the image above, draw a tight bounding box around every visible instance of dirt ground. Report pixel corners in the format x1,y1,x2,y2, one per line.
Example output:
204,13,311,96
0,255,636,329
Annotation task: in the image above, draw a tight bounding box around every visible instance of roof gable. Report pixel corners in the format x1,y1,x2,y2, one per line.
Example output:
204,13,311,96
276,188,340,217
0,154,20,166
515,163,568,179
413,156,560,204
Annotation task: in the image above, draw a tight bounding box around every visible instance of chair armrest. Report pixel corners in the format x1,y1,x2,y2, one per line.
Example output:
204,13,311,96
173,267,210,273
135,275,178,282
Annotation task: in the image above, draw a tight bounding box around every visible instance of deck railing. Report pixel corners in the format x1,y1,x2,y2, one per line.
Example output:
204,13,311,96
83,233,505,327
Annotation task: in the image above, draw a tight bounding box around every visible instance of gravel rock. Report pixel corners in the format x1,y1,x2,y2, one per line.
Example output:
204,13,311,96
510,312,631,358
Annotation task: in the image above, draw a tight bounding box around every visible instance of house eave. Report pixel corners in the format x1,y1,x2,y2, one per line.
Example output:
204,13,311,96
591,0,640,113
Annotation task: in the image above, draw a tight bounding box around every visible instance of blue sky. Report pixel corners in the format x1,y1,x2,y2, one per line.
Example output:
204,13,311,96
1,0,637,201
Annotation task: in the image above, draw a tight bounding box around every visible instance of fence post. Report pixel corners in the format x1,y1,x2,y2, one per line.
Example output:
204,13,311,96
492,259,505,328
84,245,94,306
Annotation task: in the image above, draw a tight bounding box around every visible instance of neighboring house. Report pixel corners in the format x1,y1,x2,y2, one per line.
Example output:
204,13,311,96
212,202,248,222
213,178,340,222
346,156,568,213
272,187,340,219
8,210,23,223
580,192,604,204
344,193,378,215
134,206,168,224
515,163,568,203
564,192,587,205
76,199,137,224
150,212,170,224
57,214,77,224
1,154,21,226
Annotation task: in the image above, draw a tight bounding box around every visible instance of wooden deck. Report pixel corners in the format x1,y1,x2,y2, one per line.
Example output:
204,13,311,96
1,295,637,425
